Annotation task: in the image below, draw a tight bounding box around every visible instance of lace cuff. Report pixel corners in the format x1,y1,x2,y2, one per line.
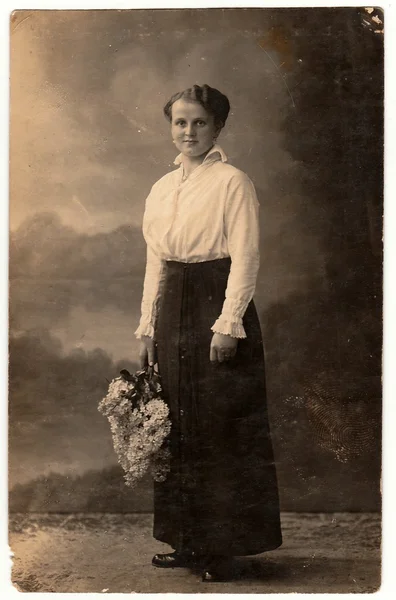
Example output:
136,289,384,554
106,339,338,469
211,296,249,338
211,317,247,339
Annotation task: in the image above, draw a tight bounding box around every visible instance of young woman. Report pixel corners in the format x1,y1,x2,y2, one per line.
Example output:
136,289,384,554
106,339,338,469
135,84,282,582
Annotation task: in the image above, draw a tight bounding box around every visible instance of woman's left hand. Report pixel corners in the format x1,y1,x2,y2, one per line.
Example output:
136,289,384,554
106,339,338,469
210,333,238,363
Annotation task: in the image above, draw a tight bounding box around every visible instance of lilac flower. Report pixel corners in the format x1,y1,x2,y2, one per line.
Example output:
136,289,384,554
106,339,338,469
98,371,171,487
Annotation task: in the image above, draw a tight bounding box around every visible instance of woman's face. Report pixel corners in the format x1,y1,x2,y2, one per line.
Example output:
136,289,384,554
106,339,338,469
170,99,220,160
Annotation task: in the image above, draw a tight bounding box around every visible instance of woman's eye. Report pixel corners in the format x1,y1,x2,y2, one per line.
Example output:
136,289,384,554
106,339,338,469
196,120,206,126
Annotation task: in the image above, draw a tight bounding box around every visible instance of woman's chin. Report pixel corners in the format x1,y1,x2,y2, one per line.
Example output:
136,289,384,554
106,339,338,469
182,146,200,155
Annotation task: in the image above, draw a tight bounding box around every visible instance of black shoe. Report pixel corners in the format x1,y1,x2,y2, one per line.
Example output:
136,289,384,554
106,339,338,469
201,557,233,582
152,551,199,569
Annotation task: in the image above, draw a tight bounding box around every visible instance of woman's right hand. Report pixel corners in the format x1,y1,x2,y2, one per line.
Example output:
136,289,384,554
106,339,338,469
139,335,157,369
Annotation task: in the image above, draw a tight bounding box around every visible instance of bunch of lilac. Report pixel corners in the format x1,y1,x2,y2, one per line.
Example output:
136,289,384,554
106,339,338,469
98,367,171,487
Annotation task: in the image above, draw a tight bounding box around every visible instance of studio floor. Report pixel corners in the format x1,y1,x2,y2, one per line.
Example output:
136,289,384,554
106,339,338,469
8,512,380,594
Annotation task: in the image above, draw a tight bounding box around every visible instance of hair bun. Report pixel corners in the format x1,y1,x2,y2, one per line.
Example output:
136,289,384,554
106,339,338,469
163,84,230,129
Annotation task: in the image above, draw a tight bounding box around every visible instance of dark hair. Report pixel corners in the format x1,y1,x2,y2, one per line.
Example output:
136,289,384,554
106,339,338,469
163,84,230,129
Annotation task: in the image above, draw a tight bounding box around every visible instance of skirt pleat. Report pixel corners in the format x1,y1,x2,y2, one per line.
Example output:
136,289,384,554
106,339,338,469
154,257,282,556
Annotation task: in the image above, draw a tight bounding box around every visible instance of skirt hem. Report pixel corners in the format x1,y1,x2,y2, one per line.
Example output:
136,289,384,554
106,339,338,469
153,532,283,557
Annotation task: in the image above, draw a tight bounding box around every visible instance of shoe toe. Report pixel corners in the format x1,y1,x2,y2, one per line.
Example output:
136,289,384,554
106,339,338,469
152,553,174,568
152,551,197,569
202,569,215,582
201,558,234,582
201,567,229,582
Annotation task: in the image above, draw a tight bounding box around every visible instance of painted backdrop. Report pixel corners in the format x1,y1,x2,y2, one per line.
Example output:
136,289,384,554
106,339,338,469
9,8,383,512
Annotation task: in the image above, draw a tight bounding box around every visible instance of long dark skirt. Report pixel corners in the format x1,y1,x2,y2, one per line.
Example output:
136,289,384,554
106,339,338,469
154,257,282,557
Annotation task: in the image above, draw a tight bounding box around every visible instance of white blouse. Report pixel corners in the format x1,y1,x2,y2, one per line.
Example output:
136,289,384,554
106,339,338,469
134,144,260,340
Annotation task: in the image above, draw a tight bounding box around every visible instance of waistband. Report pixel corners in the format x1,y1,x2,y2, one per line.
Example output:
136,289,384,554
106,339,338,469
165,256,231,270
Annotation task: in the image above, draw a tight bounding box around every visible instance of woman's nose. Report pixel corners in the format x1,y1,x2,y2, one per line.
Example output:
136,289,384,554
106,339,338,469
186,123,196,136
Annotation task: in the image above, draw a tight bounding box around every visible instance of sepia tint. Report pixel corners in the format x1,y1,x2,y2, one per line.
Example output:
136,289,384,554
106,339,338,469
9,7,383,593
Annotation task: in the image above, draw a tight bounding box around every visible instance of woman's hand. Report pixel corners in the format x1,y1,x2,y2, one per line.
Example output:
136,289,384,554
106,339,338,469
210,333,238,363
139,335,157,369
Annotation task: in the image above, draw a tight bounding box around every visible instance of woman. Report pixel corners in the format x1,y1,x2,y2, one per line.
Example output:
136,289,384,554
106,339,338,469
135,84,282,582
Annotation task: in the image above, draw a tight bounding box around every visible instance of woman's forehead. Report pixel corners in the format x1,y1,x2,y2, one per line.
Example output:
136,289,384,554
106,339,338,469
171,99,211,120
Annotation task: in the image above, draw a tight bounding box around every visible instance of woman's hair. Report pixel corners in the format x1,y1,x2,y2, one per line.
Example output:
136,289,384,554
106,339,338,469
163,84,230,129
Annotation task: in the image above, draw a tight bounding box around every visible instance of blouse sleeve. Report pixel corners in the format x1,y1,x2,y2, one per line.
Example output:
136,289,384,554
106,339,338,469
134,244,167,339
211,172,260,339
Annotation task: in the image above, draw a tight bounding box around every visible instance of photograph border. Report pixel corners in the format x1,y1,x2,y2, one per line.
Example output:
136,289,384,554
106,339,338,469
2,1,394,598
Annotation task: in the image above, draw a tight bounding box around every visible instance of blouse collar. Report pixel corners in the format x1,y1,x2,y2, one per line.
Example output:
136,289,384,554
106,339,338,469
173,143,228,166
